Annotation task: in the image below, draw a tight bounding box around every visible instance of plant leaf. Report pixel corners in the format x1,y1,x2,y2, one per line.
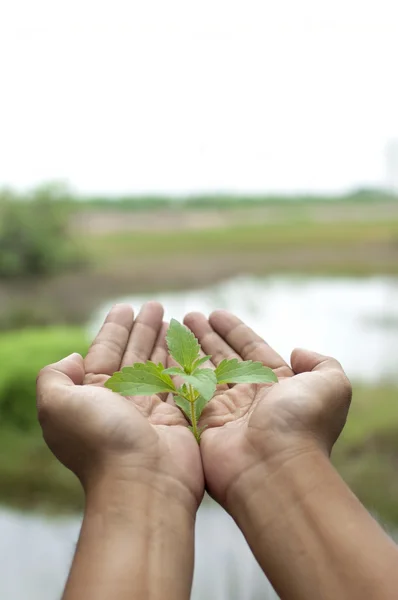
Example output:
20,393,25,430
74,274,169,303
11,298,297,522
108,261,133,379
163,367,185,377
178,383,190,397
192,355,212,371
105,361,176,396
215,359,278,385
181,369,217,402
195,395,210,421
174,395,192,423
166,319,200,373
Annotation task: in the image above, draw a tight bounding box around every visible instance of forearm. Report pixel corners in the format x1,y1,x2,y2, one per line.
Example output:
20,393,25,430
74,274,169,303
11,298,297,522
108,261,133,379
229,449,398,600
63,475,196,600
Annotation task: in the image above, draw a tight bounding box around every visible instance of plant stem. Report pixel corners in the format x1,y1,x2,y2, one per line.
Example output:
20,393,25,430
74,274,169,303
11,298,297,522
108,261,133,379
188,384,199,442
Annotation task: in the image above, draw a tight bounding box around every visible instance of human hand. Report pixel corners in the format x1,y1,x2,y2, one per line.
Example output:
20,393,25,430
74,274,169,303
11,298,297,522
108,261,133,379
37,302,204,513
184,310,352,509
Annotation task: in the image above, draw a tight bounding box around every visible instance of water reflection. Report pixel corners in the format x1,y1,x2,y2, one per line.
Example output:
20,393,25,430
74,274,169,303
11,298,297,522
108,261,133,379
0,500,278,600
93,275,398,384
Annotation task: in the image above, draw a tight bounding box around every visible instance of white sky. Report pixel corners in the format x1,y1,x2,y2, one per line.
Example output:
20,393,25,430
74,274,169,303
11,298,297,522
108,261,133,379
1,0,398,195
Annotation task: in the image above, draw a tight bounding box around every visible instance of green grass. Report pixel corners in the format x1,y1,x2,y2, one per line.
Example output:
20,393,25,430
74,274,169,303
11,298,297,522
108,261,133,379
85,220,398,263
338,386,398,445
0,426,83,512
0,326,89,511
0,327,89,430
82,218,398,280
333,386,398,525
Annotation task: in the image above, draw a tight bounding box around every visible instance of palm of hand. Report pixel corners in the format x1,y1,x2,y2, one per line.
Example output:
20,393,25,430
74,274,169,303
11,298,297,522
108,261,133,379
197,377,313,502
184,310,350,506
40,303,204,506
196,382,279,504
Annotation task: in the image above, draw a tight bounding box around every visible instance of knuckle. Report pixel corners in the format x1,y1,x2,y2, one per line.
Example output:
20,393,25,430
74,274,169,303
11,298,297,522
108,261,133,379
90,337,124,356
37,398,51,427
334,371,352,405
342,376,353,402
241,339,260,360
36,366,48,386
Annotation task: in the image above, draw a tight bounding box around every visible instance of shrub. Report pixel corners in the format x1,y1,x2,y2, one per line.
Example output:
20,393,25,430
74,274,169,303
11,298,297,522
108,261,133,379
0,327,89,430
0,184,84,279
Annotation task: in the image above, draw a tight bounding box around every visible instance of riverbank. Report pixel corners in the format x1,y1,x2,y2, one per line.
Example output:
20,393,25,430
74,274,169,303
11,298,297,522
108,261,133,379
1,217,398,330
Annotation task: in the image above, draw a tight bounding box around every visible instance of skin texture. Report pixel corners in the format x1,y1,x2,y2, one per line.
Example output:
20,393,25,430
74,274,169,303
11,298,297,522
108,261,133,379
37,302,204,600
184,310,398,600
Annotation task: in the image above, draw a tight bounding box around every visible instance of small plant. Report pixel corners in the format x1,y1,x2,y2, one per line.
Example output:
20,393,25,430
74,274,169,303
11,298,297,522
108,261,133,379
105,319,278,442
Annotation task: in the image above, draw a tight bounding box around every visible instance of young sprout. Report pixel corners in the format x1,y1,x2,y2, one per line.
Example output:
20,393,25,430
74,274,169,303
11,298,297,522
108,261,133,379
105,319,278,442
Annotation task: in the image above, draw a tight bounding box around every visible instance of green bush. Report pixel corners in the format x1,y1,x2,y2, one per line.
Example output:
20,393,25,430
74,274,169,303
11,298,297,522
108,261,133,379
0,327,89,430
0,184,84,279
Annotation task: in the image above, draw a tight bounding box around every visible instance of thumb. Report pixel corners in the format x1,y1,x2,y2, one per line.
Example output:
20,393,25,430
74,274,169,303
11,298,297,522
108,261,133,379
291,348,352,407
290,348,345,376
36,353,85,439
37,353,85,397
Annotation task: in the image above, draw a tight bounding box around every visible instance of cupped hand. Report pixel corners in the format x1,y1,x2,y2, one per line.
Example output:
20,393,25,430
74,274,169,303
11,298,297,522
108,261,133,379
37,302,204,511
184,310,352,509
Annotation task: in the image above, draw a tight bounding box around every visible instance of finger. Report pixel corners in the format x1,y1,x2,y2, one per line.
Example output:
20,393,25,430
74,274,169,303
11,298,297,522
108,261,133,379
151,322,169,366
291,348,352,404
183,312,241,366
37,353,85,392
209,310,293,377
291,348,346,376
151,322,170,402
85,304,134,376
121,301,164,367
37,353,84,417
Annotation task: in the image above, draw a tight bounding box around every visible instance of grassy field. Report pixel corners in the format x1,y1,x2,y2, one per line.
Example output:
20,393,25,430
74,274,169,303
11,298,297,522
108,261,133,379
334,386,398,525
85,220,398,262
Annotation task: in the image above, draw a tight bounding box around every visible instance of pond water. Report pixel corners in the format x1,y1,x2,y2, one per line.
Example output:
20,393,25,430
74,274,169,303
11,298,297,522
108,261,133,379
0,499,277,600
2,275,398,599
93,274,398,383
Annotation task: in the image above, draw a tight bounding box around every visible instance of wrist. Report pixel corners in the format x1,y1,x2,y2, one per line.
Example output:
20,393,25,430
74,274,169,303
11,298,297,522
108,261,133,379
225,443,398,600
84,465,199,523
65,467,197,600
226,443,331,524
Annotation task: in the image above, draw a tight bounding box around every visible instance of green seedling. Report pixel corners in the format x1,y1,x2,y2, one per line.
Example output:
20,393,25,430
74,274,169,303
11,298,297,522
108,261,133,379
105,319,278,442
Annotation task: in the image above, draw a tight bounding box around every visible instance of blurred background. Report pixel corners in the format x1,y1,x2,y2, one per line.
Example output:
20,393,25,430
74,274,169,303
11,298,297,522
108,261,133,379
1,1,398,599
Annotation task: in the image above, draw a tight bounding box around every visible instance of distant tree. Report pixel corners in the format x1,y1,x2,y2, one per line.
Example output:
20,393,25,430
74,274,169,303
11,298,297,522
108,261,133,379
0,184,83,279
